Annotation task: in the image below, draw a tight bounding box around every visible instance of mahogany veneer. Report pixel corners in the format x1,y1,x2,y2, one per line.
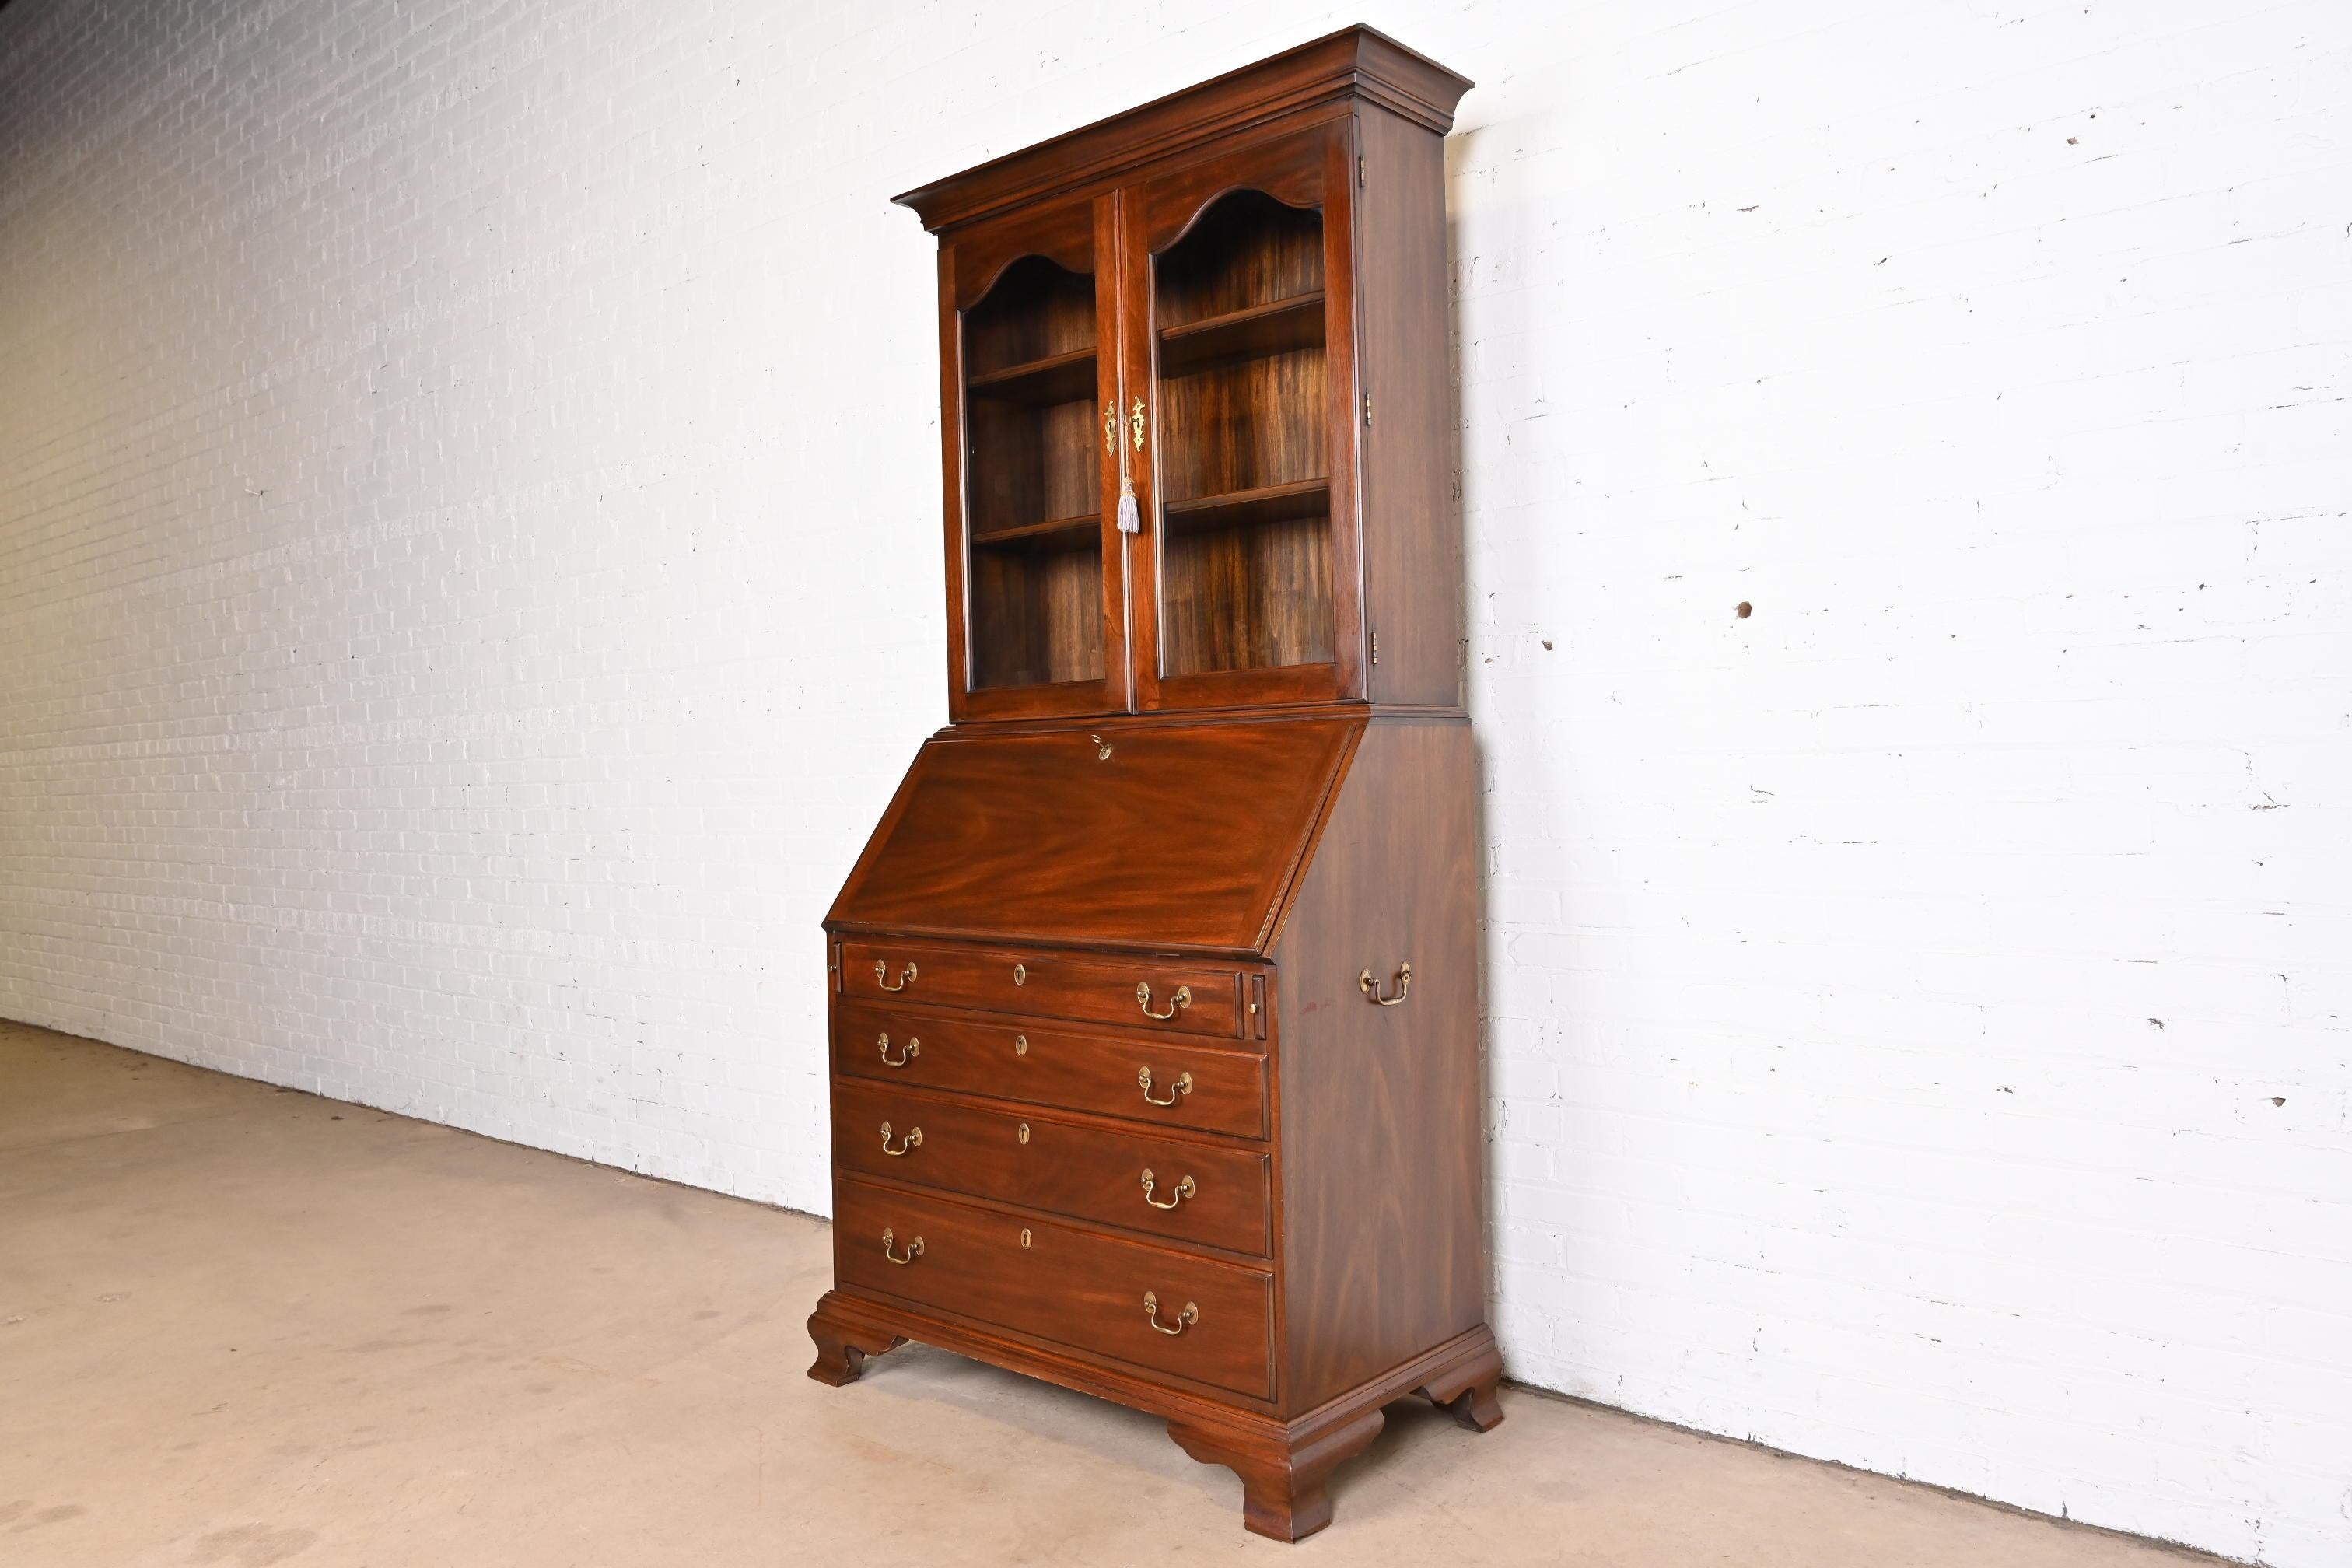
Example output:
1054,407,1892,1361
808,26,1493,1541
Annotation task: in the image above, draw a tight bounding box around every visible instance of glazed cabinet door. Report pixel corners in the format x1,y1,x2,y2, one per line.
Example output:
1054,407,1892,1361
1120,122,1363,711
941,195,1129,720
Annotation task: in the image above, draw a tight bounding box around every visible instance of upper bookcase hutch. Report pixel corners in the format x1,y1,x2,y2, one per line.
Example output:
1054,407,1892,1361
907,26,1470,722
810,28,1491,1543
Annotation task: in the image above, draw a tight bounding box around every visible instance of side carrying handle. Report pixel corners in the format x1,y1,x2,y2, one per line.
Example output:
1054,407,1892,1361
1359,962,1411,1006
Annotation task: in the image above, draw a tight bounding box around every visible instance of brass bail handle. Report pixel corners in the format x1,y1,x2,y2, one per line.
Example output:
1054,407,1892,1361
881,1227,922,1265
879,1121,922,1157
1138,1066,1192,1106
1136,982,1190,1020
877,1032,919,1067
1360,962,1412,1006
875,960,916,992
1140,1169,1195,1209
1143,1291,1197,1335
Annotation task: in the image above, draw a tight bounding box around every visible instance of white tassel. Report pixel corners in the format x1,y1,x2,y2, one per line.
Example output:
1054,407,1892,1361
1116,478,1140,534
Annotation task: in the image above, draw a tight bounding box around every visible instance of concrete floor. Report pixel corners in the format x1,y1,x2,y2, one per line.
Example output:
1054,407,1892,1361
0,1021,2221,1568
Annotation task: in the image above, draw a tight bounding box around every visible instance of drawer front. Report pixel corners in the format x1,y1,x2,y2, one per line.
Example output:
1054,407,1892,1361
841,938,1248,1038
833,1081,1270,1256
834,1176,1272,1400
833,1003,1269,1139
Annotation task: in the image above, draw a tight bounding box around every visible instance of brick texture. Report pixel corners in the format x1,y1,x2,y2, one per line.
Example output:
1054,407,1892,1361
1,2,2345,1563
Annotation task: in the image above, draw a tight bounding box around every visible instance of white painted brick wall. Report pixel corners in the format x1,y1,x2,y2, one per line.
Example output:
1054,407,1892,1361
2,2,2344,1562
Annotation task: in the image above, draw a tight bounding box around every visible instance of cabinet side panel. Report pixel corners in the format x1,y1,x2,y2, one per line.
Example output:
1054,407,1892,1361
1356,107,1460,708
1274,719,1483,1413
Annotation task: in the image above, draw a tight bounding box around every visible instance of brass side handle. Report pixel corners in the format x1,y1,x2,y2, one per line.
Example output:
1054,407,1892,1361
1137,1066,1192,1106
1143,1291,1196,1335
879,1121,922,1157
1360,962,1411,1006
874,960,916,992
1136,982,1190,1020
1140,1169,1195,1210
877,1032,919,1067
881,1227,922,1265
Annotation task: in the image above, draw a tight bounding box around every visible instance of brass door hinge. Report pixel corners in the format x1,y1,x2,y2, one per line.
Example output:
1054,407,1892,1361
1363,391,1373,427
1370,630,1380,664
1357,154,1366,187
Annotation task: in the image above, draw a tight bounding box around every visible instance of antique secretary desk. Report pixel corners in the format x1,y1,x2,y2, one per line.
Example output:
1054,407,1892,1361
806,27,1496,1541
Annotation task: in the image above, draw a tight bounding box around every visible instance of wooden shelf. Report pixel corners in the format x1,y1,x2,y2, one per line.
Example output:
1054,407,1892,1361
1160,477,1330,535
966,346,1098,404
1157,292,1325,377
971,511,1099,549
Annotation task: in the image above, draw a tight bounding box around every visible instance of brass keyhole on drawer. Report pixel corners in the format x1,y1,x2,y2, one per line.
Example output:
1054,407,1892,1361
1017,1122,1030,1145
1013,963,1026,985
1020,1228,1031,1249
1013,1034,1027,1057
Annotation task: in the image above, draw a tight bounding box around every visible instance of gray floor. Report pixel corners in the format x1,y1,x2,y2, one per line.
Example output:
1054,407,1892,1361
0,1020,2221,1566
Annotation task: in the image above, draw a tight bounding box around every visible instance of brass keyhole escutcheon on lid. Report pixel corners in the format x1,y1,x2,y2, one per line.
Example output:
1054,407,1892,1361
1013,963,1026,985
1017,1122,1030,1145
1020,1227,1032,1249
1013,1034,1027,1056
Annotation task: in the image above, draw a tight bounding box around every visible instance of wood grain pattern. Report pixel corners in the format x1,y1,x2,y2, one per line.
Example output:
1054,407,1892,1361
828,718,1354,954
832,1002,1271,1138
831,1080,1272,1255
831,1177,1275,1399
1268,717,1486,1412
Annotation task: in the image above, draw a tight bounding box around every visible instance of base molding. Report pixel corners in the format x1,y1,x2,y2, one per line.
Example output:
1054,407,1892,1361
807,1290,1502,1541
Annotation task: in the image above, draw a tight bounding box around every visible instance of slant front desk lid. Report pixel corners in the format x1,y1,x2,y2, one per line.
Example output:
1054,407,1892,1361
828,717,1361,956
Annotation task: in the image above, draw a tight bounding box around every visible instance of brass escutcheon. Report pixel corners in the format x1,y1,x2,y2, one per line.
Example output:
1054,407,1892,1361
1013,963,1026,985
1017,1122,1030,1145
1013,1034,1027,1057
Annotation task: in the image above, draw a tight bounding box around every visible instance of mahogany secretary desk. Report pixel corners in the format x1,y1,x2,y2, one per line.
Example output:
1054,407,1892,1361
806,27,1496,1542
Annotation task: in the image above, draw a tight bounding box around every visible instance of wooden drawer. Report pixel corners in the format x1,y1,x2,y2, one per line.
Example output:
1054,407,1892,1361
840,937,1252,1038
834,1176,1272,1400
832,1003,1268,1139
832,1080,1269,1256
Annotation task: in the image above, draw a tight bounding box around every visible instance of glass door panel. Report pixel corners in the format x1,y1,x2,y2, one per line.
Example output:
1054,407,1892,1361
961,254,1107,692
1150,191,1334,678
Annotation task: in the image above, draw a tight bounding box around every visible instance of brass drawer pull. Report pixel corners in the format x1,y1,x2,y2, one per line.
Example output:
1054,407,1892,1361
1143,1291,1196,1335
874,960,916,992
1139,1169,1195,1209
880,1227,922,1265
1359,962,1411,1006
879,1121,922,1157
877,1032,919,1067
1136,982,1190,1020
1137,1066,1192,1106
